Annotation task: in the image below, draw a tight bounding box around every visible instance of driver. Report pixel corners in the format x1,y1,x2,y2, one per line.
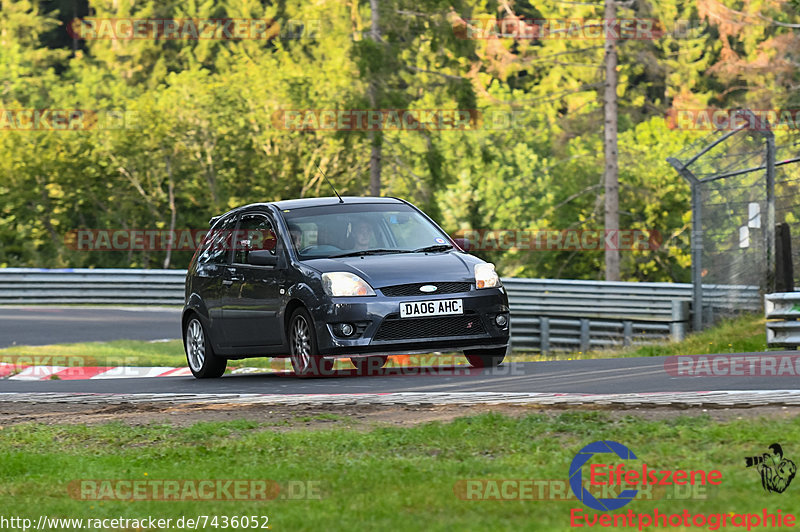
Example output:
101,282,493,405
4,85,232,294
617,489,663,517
352,221,374,251
288,224,303,250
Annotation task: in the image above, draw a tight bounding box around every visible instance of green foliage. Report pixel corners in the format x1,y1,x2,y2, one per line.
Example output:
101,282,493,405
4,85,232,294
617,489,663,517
0,0,797,279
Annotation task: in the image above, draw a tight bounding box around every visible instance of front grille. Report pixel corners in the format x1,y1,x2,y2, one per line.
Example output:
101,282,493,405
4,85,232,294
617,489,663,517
380,282,472,297
374,314,486,341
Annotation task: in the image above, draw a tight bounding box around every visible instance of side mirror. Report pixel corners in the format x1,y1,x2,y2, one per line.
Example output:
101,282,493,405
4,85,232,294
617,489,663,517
248,250,278,266
453,238,471,252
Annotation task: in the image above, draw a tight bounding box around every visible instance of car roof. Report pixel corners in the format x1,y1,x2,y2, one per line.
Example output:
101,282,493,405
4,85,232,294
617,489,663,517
210,197,406,226
272,196,404,210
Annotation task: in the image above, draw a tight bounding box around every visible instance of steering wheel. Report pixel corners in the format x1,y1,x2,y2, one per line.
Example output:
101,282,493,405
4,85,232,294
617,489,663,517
299,245,343,255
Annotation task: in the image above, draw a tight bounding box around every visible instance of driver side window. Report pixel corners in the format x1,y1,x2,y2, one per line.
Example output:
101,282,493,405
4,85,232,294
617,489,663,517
233,214,278,265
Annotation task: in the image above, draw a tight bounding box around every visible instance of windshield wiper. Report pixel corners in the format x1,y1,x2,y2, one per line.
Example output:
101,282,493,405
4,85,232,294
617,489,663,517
412,244,453,253
328,249,413,258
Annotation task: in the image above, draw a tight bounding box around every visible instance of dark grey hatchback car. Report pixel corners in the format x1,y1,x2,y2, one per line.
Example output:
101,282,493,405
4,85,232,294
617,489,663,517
182,197,510,377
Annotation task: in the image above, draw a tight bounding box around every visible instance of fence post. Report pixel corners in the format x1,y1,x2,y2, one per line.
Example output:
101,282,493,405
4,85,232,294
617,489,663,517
668,157,703,332
623,320,632,346
691,183,703,331
540,317,550,355
766,130,776,294
776,222,794,293
580,318,590,352
670,300,689,342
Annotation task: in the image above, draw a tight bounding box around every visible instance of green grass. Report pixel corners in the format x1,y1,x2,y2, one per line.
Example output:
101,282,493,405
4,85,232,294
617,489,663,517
1,412,798,531
0,340,189,369
0,313,768,371
612,313,768,357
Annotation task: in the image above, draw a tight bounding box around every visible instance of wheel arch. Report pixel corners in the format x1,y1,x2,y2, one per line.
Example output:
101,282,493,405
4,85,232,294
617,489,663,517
181,293,210,347
284,298,308,338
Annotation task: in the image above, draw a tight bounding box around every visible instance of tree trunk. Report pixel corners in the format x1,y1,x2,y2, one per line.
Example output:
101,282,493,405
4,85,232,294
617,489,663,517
368,128,382,196
368,0,382,196
603,0,620,281
163,156,177,269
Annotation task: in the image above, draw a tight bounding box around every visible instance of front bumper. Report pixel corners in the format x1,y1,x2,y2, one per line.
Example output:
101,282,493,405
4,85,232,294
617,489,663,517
308,287,510,357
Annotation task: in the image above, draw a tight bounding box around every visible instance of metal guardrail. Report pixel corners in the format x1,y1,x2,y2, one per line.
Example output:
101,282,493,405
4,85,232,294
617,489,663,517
503,278,760,352
0,269,762,352
502,278,761,320
0,268,185,305
765,292,800,347
508,315,678,353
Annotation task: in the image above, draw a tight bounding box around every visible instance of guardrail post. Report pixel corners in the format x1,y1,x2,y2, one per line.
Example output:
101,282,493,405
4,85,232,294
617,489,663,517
540,317,550,355
623,320,632,346
702,304,714,328
580,319,590,352
670,300,689,342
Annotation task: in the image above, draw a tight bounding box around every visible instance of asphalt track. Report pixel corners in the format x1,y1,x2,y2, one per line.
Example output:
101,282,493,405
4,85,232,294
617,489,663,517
2,307,799,399
3,355,800,395
0,306,182,348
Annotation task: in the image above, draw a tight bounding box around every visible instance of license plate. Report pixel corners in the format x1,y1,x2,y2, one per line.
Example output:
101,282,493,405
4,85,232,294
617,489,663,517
400,299,463,318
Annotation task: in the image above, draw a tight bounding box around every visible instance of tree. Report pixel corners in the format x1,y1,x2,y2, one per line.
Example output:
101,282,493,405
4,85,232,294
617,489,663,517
604,0,620,281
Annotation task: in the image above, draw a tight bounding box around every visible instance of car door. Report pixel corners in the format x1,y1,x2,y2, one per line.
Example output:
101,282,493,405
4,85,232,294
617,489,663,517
222,211,284,347
193,215,236,349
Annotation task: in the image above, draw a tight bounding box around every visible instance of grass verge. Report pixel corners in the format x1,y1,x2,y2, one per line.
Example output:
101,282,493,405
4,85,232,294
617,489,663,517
0,411,796,531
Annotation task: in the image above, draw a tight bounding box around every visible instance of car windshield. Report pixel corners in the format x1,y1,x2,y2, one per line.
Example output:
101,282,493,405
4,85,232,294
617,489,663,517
280,203,452,259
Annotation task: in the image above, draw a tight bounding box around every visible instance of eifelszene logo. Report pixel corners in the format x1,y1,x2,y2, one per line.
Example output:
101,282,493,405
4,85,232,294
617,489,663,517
745,443,797,494
570,441,639,511
569,440,722,512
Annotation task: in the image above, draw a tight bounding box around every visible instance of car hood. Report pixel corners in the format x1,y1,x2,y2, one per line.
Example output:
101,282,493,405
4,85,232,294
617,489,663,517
303,252,478,287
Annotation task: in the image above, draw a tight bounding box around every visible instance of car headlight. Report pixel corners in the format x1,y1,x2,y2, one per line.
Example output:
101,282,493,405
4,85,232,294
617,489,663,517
474,263,501,289
322,272,376,297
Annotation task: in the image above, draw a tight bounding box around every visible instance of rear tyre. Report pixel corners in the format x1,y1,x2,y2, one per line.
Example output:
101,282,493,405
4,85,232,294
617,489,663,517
185,317,227,378
464,346,507,368
289,308,334,377
352,355,389,375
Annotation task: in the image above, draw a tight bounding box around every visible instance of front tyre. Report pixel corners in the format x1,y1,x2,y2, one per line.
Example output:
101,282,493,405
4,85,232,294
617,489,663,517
289,308,334,377
464,346,507,368
185,317,227,378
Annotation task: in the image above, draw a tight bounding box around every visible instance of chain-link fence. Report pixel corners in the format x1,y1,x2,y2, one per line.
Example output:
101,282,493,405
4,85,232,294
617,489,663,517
668,110,800,330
